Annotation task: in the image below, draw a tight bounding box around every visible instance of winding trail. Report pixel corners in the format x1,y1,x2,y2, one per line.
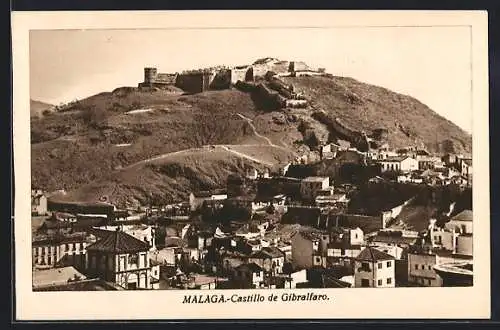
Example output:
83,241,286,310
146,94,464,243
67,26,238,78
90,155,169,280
236,113,296,154
119,112,296,171
236,113,274,146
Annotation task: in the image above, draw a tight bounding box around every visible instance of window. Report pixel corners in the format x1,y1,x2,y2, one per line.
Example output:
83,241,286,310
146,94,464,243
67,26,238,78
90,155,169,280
128,254,138,265
377,279,382,286
428,265,432,270
428,279,432,286
415,264,418,270
387,278,392,284
378,262,382,269
120,256,126,271
361,279,370,287
421,265,425,270
386,261,391,267
361,262,370,271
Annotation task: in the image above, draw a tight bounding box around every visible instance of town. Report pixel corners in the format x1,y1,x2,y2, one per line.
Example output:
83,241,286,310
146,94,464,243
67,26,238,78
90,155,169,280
31,58,473,291
31,141,473,291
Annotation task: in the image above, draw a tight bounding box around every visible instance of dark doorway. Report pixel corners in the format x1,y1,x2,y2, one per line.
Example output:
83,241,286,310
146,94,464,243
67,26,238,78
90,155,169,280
127,282,137,290
245,67,254,82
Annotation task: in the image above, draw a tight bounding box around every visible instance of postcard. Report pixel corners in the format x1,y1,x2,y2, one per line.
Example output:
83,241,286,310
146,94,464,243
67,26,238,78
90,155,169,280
12,10,490,320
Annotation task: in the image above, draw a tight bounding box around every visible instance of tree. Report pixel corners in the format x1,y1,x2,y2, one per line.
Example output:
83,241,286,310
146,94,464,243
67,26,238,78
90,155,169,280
282,262,294,289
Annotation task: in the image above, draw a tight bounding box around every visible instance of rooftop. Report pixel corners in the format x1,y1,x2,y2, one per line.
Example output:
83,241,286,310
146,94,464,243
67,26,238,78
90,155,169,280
356,247,395,262
33,278,123,291
86,229,149,253
450,210,473,222
236,262,263,272
379,156,411,163
303,176,329,183
33,266,86,288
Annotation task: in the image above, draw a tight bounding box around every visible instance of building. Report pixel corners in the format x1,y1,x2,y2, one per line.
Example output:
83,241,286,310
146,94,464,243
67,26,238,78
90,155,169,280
378,156,418,173
139,67,178,89
315,193,349,208
354,247,396,288
32,232,95,270
248,246,286,274
407,251,443,287
291,230,329,270
31,192,48,216
460,158,473,185
444,210,473,234
47,200,115,220
368,231,418,250
232,262,265,289
97,224,157,251
86,228,159,290
300,177,331,201
32,266,88,290
433,262,473,286
188,189,227,211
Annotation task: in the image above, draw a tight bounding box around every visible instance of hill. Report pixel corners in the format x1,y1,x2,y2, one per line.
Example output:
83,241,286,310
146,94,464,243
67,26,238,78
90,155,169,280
283,75,472,154
30,99,54,117
51,147,294,207
31,87,301,206
31,71,472,207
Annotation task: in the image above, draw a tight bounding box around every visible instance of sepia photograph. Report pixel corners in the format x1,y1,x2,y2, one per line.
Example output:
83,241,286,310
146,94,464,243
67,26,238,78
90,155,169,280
13,10,490,319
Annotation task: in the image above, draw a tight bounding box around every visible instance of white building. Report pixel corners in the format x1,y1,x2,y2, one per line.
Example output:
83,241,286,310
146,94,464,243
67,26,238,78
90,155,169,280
444,210,473,235
378,156,418,173
300,177,331,201
354,247,396,288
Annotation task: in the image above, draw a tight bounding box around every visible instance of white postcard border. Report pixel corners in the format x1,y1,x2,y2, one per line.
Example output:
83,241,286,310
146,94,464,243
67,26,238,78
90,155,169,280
12,10,490,320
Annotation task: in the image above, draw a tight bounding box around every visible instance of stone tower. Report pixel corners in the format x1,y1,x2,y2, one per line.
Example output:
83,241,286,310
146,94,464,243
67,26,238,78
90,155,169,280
144,67,158,85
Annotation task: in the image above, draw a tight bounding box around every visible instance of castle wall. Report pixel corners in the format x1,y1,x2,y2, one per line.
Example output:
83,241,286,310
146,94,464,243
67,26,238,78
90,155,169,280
175,72,211,94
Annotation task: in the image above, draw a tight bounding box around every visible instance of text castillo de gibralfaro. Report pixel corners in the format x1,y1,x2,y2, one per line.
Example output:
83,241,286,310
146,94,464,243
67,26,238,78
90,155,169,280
182,292,330,304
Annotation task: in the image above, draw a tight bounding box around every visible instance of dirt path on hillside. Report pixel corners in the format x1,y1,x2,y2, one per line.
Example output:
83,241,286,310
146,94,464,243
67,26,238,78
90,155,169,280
236,113,297,154
219,145,274,167
120,113,295,171
236,113,274,146
121,144,278,171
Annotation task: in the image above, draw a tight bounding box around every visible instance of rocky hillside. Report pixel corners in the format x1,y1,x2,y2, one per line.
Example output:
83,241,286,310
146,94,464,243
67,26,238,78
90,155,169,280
284,75,472,154
31,72,472,207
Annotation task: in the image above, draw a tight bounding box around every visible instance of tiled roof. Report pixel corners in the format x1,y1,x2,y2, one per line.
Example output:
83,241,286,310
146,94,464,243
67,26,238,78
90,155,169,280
250,247,285,259
450,210,473,222
356,247,394,262
462,159,472,166
321,274,352,288
380,156,410,162
86,229,149,253
236,262,263,272
370,235,418,245
262,246,285,258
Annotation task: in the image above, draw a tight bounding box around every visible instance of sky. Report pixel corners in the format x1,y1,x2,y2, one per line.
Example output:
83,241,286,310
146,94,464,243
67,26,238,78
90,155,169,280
30,27,472,133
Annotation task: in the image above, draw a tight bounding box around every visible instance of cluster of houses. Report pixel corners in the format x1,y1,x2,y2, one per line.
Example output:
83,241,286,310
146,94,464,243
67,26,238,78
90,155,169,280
317,142,472,187
31,135,473,290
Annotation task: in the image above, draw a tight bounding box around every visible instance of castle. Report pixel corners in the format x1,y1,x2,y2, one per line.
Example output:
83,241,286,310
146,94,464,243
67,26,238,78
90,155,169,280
138,58,325,94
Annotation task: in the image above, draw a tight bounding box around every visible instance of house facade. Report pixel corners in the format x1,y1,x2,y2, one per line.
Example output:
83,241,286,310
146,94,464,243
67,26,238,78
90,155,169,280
232,262,265,289
86,229,159,290
378,156,418,173
444,210,473,234
407,251,443,287
248,246,286,274
354,247,396,288
300,177,331,201
32,194,48,216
